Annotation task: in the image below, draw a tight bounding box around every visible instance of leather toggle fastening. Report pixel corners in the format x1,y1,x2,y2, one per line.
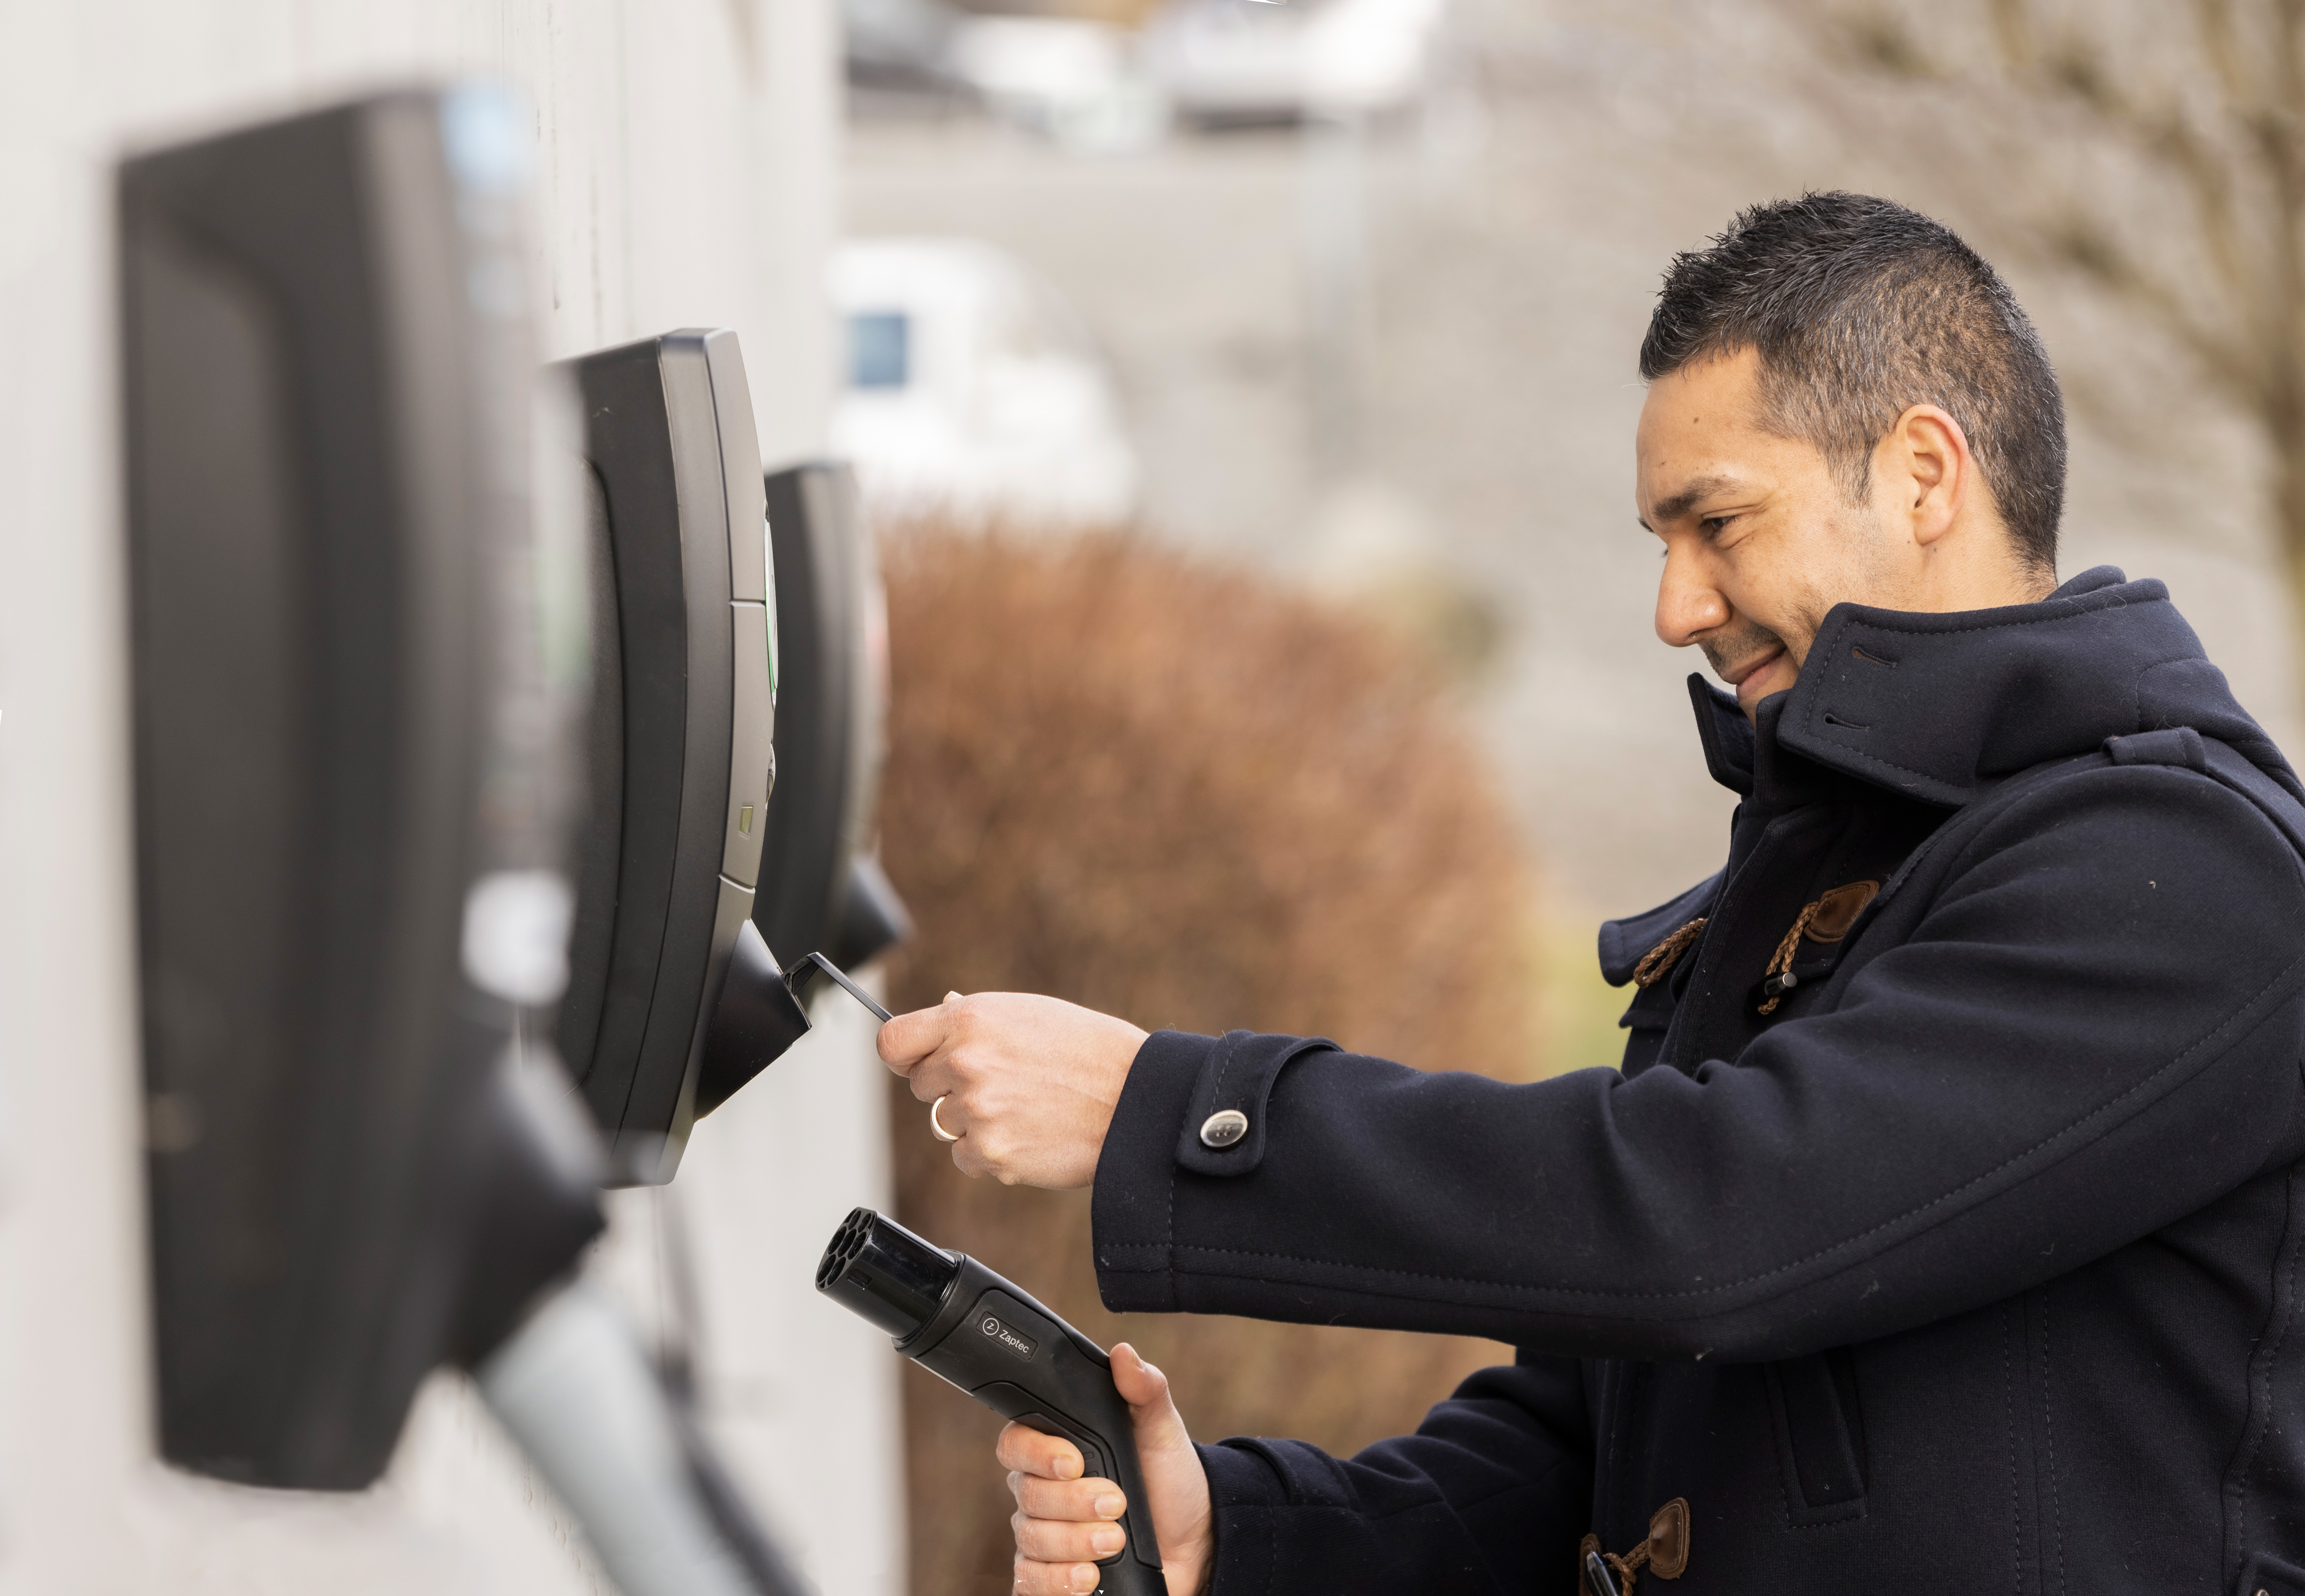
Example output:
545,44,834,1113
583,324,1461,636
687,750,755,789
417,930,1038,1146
1579,1498,1689,1596
1757,881,1879,1015
1175,1031,1338,1177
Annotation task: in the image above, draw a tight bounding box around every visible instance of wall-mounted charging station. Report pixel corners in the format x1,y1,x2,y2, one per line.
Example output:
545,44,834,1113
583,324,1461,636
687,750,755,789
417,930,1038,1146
554,331,814,1186
120,87,604,1491
120,89,815,1596
554,350,913,1188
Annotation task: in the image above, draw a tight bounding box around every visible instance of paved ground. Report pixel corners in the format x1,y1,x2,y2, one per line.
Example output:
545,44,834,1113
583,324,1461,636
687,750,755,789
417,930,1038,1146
845,0,2301,967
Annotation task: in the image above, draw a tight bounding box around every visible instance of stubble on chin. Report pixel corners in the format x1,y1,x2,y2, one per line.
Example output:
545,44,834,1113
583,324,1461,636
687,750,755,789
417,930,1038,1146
1699,619,1788,686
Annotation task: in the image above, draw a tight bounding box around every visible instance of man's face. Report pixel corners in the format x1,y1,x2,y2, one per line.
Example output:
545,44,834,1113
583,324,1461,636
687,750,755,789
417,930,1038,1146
1635,348,1904,721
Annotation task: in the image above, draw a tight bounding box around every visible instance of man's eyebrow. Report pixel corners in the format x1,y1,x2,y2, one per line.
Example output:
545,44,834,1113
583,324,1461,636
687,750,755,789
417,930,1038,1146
1645,473,1745,527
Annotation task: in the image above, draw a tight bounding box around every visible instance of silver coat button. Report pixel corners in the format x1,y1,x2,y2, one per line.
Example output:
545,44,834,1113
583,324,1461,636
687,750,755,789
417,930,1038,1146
1199,1109,1249,1148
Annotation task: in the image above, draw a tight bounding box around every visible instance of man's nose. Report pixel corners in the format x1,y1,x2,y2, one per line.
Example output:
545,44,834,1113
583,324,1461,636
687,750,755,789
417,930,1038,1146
1654,546,1731,648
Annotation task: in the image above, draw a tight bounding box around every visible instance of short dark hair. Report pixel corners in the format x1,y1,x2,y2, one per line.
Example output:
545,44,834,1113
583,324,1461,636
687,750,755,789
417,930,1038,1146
1639,192,2065,573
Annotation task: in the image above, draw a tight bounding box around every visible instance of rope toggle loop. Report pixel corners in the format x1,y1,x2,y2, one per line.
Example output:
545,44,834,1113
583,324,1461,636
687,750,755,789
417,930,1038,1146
1757,879,1881,1015
1756,899,1823,1015
1633,918,1707,988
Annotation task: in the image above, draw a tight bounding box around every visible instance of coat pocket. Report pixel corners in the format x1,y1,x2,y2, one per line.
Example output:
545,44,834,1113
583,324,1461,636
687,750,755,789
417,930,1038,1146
1763,1349,1868,1526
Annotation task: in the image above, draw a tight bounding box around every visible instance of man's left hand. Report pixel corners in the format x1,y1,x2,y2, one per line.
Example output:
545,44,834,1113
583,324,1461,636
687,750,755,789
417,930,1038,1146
877,993,1149,1188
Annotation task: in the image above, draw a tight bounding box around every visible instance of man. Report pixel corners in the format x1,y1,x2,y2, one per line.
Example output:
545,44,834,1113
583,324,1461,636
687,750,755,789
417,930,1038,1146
878,193,2305,1594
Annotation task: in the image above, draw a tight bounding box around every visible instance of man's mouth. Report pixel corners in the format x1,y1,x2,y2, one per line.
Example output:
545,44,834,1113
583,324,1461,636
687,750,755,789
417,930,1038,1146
1698,623,1794,714
1713,645,1784,689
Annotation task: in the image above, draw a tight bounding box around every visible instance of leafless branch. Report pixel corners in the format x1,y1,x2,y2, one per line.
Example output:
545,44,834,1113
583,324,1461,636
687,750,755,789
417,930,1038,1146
2193,0,2250,113
1989,0,2034,72
2157,112,2258,329
2045,214,2265,404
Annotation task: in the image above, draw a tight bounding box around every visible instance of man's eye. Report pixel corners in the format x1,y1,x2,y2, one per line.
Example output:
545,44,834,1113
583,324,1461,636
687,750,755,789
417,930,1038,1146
1700,515,1733,537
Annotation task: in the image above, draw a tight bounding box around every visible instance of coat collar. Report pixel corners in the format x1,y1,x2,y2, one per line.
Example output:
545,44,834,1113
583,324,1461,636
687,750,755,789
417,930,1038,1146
1684,566,2299,808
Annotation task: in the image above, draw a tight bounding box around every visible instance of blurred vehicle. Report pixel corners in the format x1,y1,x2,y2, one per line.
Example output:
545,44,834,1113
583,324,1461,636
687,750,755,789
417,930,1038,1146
1143,0,1446,123
946,15,1171,153
829,237,1141,529
840,0,1170,154
841,0,964,92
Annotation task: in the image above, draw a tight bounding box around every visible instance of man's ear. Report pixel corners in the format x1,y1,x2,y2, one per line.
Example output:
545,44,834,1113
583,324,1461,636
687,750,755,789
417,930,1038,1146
1879,404,1972,548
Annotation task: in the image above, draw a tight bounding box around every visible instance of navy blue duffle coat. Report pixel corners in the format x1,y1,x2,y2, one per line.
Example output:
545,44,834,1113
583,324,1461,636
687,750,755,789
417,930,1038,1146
1090,568,2305,1594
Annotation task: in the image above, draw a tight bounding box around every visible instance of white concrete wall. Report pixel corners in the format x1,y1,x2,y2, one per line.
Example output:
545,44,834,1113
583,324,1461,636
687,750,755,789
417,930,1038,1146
0,3,898,1593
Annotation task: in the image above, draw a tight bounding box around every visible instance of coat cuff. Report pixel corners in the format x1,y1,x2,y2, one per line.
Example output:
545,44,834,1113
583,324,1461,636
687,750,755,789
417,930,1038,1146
1092,1029,1209,1313
1196,1441,1292,1596
1092,1030,1338,1313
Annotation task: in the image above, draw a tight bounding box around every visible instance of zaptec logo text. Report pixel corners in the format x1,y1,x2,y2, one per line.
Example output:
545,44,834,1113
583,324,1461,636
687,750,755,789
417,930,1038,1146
980,1312,1038,1361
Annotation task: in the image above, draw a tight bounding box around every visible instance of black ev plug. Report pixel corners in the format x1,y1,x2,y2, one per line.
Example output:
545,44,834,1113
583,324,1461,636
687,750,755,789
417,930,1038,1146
817,1209,1164,1596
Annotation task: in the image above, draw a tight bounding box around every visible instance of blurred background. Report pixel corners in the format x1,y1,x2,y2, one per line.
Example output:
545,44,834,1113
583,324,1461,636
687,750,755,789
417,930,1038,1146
848,2,2305,1586
8,1,2305,1593
841,12,2305,1573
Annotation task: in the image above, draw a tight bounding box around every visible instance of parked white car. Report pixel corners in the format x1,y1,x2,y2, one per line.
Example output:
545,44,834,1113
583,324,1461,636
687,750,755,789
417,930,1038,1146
945,16,1170,154
828,237,1141,530
1143,0,1446,123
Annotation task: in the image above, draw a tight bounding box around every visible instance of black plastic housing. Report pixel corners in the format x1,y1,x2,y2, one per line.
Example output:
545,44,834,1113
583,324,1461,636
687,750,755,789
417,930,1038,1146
816,1206,961,1339
554,330,796,1183
755,463,911,974
120,87,603,1489
817,1210,1163,1596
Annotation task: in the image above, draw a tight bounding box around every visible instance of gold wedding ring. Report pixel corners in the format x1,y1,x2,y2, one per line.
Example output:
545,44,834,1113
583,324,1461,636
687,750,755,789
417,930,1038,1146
930,1094,962,1143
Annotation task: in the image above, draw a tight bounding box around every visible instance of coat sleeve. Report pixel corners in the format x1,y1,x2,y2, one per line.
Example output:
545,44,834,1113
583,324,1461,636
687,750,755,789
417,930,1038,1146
1091,763,2305,1360
1195,1352,1593,1596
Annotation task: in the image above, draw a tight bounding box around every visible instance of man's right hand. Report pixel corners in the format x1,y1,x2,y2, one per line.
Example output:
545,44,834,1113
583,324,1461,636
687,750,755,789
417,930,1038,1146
1000,1343,1213,1596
